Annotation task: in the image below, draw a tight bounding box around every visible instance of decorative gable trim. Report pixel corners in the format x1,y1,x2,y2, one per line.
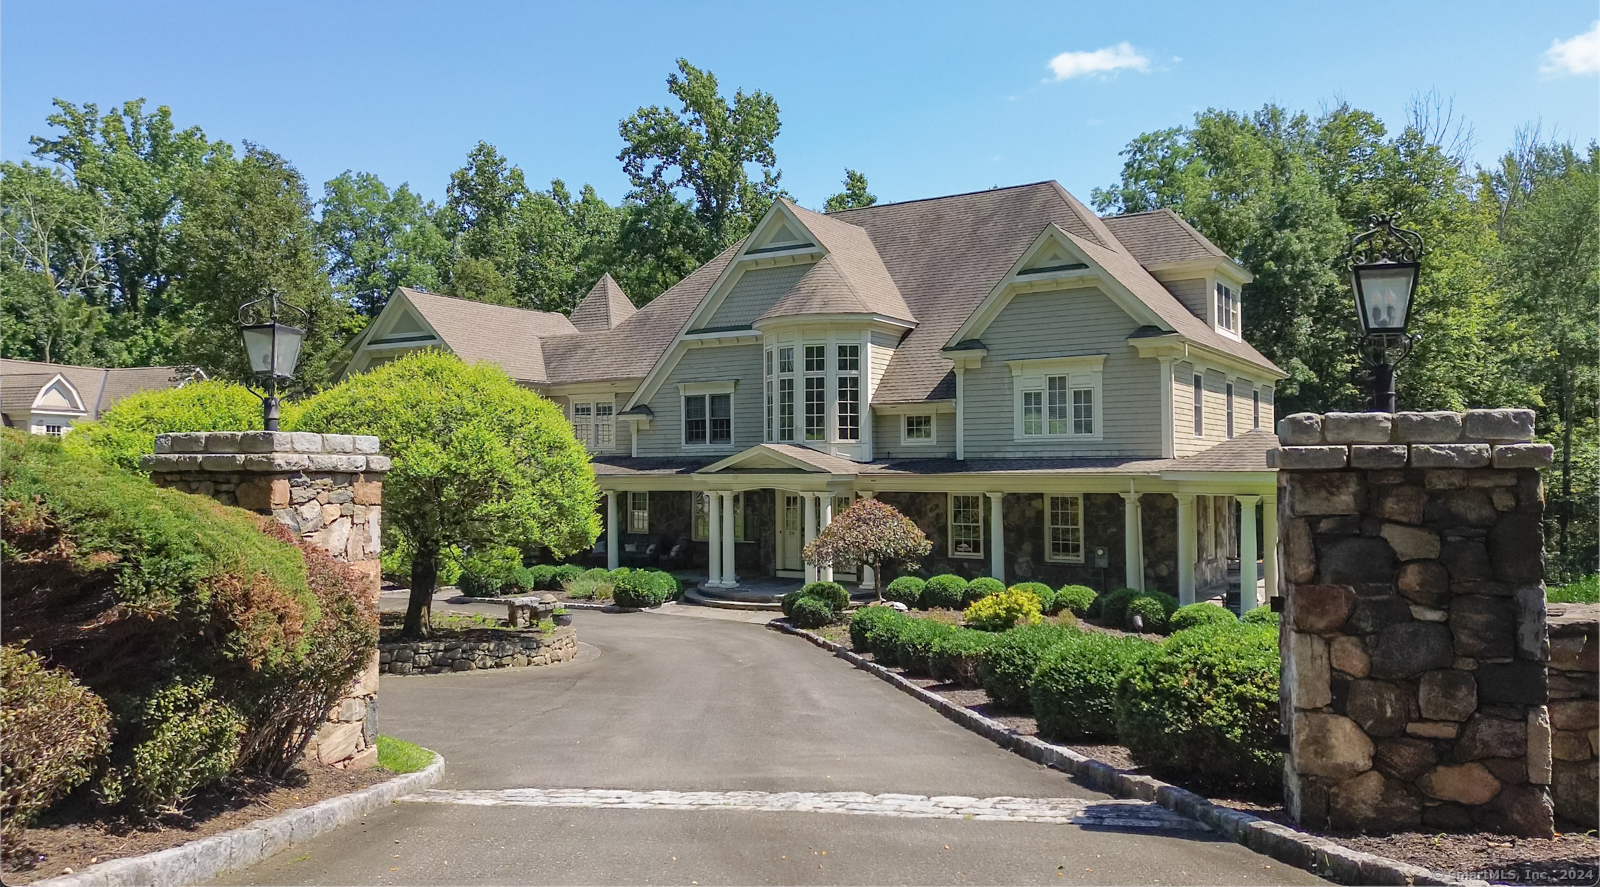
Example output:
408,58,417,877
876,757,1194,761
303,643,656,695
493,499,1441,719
30,374,87,414
344,290,447,374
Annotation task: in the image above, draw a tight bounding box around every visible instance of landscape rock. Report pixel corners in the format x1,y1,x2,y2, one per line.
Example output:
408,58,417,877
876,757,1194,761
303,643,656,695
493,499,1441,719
1292,713,1374,779
1418,762,1501,805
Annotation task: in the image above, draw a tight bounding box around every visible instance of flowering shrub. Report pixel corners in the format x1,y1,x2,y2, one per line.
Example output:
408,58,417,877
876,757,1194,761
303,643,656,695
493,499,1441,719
964,587,1045,631
802,499,931,600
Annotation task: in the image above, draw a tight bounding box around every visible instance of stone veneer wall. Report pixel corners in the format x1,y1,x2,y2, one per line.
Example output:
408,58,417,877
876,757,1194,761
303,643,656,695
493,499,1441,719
380,627,577,675
1271,409,1558,837
1546,603,1598,827
143,431,390,769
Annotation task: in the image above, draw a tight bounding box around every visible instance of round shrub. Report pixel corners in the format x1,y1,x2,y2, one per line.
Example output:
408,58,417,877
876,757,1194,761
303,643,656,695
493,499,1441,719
1030,633,1158,741
581,567,612,583
553,565,584,585
1242,605,1280,626
61,379,264,471
1170,603,1238,632
611,571,669,608
979,623,1078,711
801,581,850,613
123,677,245,814
788,596,834,629
922,574,968,610
781,591,804,618
964,587,1045,632
647,571,682,600
1114,622,1282,789
1097,588,1141,626
1009,583,1055,612
849,606,904,651
883,575,926,607
927,628,998,688
1053,584,1097,617
1124,595,1173,633
1,645,113,854
526,565,558,590
964,576,1005,605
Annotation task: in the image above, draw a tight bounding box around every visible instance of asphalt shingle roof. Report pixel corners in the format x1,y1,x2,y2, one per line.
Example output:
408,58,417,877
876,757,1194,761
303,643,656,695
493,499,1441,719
398,288,577,383
0,359,197,419
569,273,636,332
1102,208,1231,266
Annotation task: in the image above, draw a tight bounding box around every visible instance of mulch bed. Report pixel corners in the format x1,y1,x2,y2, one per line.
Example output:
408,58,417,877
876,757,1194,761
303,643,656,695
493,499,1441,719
824,620,1599,886
3,764,391,885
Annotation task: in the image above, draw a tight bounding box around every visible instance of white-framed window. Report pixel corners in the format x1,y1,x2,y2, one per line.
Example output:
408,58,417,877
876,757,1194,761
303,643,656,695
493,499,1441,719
836,344,860,441
903,414,935,445
1226,382,1235,439
803,344,826,441
1009,355,1104,441
682,389,733,447
1045,494,1084,563
764,349,774,442
571,402,591,445
777,347,795,442
1252,388,1261,430
1215,282,1239,333
568,399,616,451
1193,374,1204,437
693,492,746,541
628,492,649,534
43,424,65,439
949,493,983,558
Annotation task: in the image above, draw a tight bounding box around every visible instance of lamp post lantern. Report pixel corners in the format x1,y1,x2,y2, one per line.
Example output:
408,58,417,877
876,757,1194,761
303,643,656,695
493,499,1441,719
238,293,306,431
1348,214,1423,413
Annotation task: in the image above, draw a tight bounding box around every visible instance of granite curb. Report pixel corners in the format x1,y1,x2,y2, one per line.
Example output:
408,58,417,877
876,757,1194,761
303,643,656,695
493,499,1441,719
768,621,1491,887
29,753,445,887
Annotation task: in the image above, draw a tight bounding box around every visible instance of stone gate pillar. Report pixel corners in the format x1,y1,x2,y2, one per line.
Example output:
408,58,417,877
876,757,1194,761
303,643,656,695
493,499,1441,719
1270,410,1556,836
143,431,391,769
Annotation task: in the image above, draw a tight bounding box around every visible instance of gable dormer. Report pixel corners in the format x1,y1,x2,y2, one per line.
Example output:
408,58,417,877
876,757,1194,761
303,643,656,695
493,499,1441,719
570,274,636,332
32,373,87,416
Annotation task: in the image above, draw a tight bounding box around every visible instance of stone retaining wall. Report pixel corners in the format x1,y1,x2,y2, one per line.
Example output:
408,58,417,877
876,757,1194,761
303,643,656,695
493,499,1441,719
1546,603,1597,827
1273,409,1557,837
381,627,577,675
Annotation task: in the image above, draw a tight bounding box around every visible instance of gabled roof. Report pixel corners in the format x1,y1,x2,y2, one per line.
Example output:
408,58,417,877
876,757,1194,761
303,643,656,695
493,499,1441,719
1102,208,1232,266
0,359,198,419
699,443,866,475
757,202,914,324
569,274,636,332
397,288,577,384
1163,429,1278,472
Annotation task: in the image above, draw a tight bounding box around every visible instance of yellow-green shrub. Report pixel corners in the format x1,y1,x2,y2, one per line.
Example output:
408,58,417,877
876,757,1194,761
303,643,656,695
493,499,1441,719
964,587,1044,632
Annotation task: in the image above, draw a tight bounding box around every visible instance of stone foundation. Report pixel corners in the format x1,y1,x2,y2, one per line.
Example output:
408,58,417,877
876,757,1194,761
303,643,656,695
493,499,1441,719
380,627,578,675
1546,603,1598,827
142,430,391,770
1273,410,1557,837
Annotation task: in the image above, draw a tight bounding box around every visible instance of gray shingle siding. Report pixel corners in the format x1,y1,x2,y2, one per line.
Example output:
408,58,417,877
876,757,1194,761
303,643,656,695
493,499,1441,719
703,264,813,330
632,345,764,457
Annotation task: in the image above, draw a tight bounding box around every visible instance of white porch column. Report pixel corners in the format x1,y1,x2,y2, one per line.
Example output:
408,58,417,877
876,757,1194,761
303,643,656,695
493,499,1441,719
818,494,834,582
987,492,1005,584
1237,494,1261,610
802,492,818,584
857,491,876,589
606,491,620,571
706,492,723,587
1119,492,1143,591
1263,492,1280,598
1175,493,1197,605
720,491,738,588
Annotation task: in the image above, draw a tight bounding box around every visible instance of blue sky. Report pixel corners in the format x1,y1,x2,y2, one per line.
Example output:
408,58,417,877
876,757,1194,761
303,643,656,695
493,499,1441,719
3,1,1596,211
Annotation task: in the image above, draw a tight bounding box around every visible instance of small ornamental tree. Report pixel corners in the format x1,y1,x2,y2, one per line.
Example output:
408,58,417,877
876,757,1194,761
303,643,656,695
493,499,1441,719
292,351,599,637
802,498,931,601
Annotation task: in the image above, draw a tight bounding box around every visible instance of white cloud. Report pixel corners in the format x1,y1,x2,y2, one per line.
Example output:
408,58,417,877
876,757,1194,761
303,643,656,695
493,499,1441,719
1542,21,1600,75
1046,42,1150,81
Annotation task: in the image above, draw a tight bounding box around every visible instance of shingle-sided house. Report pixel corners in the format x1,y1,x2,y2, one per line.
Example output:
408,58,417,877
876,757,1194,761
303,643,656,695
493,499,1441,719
342,182,1287,606
0,359,203,437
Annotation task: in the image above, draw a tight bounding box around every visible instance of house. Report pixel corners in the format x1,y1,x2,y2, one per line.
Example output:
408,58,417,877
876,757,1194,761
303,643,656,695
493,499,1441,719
0,359,203,437
342,182,1286,606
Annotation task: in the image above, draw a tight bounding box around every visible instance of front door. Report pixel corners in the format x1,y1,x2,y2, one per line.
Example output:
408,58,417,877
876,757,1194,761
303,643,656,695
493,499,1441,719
779,494,805,575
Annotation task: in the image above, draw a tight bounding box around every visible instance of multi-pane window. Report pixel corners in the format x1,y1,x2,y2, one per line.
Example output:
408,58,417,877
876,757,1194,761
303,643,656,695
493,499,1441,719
692,492,745,541
43,424,64,438
949,494,983,558
904,414,933,443
777,347,795,442
569,401,615,451
1215,282,1239,332
1193,374,1204,437
628,492,649,533
764,350,774,441
1021,374,1096,437
1046,495,1084,563
837,344,860,441
803,345,826,441
684,393,732,446
1253,388,1261,429
1022,390,1043,435
1072,388,1094,435
571,403,592,445
1226,383,1235,439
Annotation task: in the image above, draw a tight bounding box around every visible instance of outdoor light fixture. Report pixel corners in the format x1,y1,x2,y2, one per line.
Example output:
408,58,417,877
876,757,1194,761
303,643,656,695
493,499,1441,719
238,292,306,431
1348,214,1423,413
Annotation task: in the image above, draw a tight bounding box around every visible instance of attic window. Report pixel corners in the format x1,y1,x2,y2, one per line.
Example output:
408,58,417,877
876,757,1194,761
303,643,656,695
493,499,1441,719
1018,262,1088,275
746,241,816,255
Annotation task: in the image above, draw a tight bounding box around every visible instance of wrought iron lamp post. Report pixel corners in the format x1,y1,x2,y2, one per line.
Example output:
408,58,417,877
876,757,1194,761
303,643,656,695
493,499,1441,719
1348,214,1423,413
239,293,306,431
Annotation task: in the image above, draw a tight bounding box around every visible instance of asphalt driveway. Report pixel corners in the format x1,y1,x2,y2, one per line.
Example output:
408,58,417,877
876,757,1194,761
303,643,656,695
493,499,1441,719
215,609,1326,886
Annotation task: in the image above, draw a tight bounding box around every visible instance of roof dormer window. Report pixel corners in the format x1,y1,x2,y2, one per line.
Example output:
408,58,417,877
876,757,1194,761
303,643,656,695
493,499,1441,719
1215,282,1239,333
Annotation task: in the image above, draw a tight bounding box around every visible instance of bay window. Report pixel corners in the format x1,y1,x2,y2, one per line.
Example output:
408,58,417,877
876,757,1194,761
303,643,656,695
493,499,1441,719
778,347,795,442
837,343,860,441
803,345,826,441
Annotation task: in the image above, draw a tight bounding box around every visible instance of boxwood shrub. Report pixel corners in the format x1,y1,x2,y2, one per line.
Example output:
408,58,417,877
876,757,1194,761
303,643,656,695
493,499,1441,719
1114,622,1282,789
1097,588,1141,626
1242,605,1280,626
891,619,951,675
964,576,1005,605
612,571,669,608
1053,584,1097,617
922,574,968,610
801,581,850,612
526,565,558,589
849,606,904,651
1030,633,1157,741
788,596,834,629
781,590,804,617
1009,583,1054,612
552,565,584,586
1170,602,1238,632
978,623,1077,711
1124,593,1176,633
883,576,926,607
927,628,998,688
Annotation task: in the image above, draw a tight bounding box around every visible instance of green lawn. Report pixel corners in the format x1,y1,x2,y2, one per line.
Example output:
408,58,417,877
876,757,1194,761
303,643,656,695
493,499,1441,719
376,735,435,773
1548,574,1599,604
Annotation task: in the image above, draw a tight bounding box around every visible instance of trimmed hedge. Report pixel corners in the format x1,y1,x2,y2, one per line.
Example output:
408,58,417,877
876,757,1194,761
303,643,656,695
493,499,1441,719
890,619,950,675
964,576,1005,605
1030,633,1158,741
781,591,805,618
1,645,112,854
801,581,850,612
1170,602,1238,632
552,565,584,586
1242,605,1280,626
789,596,834,629
526,565,558,589
849,606,903,651
1053,584,1097,617
964,587,1044,632
883,576,925,607
922,574,968,609
612,571,669,608
1114,622,1282,789
927,628,998,688
978,623,1078,711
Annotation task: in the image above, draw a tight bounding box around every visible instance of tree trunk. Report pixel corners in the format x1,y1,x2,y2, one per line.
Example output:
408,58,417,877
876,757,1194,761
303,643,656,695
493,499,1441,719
871,557,883,603
404,539,439,639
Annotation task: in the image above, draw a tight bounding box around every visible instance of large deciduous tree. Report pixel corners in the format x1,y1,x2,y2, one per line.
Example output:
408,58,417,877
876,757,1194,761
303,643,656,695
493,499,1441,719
802,499,931,601
316,171,450,316
290,351,599,638
824,169,877,213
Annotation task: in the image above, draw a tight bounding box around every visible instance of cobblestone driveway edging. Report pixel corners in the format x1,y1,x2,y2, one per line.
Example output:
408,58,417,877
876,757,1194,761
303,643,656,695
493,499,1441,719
770,621,1491,887
30,754,445,887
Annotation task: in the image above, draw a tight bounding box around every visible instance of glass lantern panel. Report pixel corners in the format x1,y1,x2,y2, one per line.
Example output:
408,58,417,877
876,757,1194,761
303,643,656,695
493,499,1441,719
241,325,276,375
1357,266,1414,332
272,324,305,377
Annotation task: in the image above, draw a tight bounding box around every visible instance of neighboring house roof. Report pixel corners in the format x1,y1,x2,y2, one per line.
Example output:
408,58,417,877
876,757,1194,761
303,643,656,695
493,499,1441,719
0,359,199,420
569,274,636,332
397,288,578,384
1102,208,1232,266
